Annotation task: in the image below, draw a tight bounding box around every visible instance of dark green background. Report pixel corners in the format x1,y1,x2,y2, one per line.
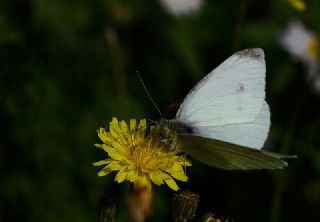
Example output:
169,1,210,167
1,0,320,221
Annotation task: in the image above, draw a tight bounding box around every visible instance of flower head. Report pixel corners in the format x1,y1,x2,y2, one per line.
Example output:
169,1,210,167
172,191,199,222
279,20,319,77
160,0,203,16
93,118,191,191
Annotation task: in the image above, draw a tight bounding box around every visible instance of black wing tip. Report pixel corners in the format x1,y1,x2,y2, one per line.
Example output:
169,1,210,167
235,48,265,60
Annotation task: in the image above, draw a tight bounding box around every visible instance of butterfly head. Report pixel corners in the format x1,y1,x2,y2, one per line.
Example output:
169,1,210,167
153,119,179,151
153,119,195,152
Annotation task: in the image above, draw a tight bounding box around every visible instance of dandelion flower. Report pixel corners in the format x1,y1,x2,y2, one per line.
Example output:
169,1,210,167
287,0,306,12
279,20,319,77
160,0,203,16
93,118,191,191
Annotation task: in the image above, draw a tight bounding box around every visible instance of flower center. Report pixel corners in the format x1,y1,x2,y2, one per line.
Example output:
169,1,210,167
305,38,319,58
130,140,165,171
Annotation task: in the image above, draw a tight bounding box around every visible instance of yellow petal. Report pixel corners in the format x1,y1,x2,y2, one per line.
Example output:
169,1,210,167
98,143,111,151
111,139,129,155
93,159,111,166
109,128,119,139
169,161,184,171
167,164,188,181
169,171,188,182
126,164,136,171
96,144,114,153
119,120,128,133
138,119,147,130
94,143,102,148
108,162,124,171
164,177,180,191
115,170,127,183
111,117,118,124
100,144,124,161
174,157,192,166
150,172,164,186
110,118,123,138
130,119,137,131
98,166,113,176
127,170,138,182
97,128,112,144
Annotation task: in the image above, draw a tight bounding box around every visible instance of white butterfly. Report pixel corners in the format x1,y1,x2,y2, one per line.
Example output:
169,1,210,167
158,48,295,170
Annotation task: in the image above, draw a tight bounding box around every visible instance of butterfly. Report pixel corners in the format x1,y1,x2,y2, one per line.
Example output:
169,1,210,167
156,48,296,170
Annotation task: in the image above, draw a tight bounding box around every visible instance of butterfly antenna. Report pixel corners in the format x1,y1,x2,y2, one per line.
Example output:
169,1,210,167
148,118,157,125
136,71,163,118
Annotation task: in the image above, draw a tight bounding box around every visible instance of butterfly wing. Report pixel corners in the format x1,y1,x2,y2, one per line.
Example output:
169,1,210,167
176,48,266,127
178,134,295,170
174,48,295,168
191,101,270,149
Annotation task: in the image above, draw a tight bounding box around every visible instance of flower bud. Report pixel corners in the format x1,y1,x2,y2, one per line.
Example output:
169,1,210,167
172,190,199,222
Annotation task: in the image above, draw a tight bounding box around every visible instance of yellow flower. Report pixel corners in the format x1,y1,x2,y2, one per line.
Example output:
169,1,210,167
287,0,306,11
93,117,191,191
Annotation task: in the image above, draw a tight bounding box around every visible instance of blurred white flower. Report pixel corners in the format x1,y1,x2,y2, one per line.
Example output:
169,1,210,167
279,20,319,78
160,0,203,16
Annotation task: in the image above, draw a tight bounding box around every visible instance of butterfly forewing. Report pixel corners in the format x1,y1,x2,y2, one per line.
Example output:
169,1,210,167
176,48,266,127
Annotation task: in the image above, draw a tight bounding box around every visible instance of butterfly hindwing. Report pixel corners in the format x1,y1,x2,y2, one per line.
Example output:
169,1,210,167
191,102,270,149
177,134,293,170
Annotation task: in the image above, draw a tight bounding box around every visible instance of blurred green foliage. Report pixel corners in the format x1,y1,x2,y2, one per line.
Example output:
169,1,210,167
1,0,320,222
